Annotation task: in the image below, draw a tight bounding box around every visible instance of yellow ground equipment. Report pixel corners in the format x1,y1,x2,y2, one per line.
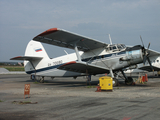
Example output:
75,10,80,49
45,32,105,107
99,76,113,91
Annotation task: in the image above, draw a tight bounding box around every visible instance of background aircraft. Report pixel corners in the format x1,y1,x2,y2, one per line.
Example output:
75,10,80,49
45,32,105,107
10,28,160,86
125,56,160,76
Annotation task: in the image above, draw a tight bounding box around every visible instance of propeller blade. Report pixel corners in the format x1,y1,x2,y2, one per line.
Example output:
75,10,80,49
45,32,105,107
147,43,150,50
147,57,154,72
139,36,153,72
143,56,147,65
140,35,144,47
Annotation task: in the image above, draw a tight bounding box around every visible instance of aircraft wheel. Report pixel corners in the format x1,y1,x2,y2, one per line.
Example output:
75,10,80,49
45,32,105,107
125,77,133,85
113,78,118,87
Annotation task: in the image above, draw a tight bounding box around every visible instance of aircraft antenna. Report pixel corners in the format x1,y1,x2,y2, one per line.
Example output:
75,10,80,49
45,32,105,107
108,34,112,45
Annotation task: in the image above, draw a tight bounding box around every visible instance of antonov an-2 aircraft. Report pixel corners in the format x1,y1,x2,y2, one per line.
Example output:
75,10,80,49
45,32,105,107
10,28,160,86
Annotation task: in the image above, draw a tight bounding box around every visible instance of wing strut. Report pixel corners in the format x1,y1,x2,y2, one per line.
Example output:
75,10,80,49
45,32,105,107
110,68,114,78
74,45,82,62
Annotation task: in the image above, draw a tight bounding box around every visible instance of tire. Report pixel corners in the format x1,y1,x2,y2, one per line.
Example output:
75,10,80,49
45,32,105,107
125,77,133,85
113,78,118,87
39,77,44,83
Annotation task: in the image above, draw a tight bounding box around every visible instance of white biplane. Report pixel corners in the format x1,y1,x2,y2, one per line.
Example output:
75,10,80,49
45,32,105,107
11,28,160,86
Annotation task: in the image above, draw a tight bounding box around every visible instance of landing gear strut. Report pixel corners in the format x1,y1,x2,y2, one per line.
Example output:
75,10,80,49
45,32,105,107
110,69,119,87
121,70,133,85
86,75,91,85
39,76,44,83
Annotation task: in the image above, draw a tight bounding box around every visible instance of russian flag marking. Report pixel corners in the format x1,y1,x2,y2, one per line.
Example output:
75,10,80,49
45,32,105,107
35,48,42,52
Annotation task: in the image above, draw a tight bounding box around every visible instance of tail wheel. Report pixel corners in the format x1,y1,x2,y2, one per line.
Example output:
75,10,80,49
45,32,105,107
125,77,133,85
31,75,36,80
39,77,44,83
113,78,118,87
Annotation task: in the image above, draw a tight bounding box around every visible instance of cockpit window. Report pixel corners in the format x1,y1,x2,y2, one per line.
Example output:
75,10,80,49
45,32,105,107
109,45,117,50
113,46,117,50
121,44,126,49
117,45,122,50
106,44,126,52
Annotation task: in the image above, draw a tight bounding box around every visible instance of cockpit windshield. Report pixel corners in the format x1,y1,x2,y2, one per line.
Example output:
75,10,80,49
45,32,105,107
106,44,126,52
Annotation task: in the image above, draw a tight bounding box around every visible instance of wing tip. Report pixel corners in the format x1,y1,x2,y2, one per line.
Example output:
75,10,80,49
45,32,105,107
34,28,59,39
10,56,22,60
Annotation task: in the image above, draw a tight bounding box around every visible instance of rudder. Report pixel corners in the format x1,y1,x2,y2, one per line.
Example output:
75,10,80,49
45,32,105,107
25,40,49,59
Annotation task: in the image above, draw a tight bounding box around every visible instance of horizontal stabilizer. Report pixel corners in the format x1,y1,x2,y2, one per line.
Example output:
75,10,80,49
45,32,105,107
58,61,109,75
10,56,43,61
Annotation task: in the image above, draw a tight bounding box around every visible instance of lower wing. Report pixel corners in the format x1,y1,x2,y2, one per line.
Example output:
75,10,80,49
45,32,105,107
58,61,109,75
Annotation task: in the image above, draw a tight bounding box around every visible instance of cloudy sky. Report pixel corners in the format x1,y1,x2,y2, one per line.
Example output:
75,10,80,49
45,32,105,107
0,0,160,62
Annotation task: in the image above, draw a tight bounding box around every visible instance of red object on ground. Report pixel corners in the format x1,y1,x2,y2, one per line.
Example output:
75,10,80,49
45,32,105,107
145,74,148,82
24,84,30,99
142,76,145,82
95,86,101,92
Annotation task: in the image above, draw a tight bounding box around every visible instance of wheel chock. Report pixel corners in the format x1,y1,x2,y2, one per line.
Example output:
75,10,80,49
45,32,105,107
95,86,101,92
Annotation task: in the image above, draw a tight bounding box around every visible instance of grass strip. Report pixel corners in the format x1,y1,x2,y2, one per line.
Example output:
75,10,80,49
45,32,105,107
0,66,24,71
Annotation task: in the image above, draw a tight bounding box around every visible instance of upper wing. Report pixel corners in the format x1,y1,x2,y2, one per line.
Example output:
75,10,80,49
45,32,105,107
10,56,43,61
58,61,110,75
33,28,108,52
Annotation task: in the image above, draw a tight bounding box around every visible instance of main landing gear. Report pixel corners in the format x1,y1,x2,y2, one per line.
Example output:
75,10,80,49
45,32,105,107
30,75,45,83
120,70,133,85
125,77,134,85
111,69,134,86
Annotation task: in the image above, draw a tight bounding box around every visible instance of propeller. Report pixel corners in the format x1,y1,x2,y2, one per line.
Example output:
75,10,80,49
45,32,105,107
140,36,154,72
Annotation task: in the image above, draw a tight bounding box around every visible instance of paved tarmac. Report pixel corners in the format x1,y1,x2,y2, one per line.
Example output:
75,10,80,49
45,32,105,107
0,74,160,120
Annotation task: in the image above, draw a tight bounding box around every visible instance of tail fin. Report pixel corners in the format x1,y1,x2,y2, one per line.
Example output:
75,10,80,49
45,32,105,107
25,40,49,59
24,40,50,73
